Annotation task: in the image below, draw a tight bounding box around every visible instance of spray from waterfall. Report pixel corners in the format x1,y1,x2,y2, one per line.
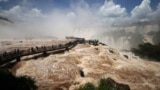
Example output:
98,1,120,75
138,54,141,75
0,0,160,50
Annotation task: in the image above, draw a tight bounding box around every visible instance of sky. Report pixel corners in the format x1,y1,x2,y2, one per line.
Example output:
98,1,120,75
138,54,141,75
0,0,160,23
0,0,159,13
0,0,160,39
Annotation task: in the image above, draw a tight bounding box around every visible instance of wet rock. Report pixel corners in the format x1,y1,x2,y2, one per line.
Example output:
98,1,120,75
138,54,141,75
106,78,130,90
79,70,85,77
109,50,114,53
123,55,129,59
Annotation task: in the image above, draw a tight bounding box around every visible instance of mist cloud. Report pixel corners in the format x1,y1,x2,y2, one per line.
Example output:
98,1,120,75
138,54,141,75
0,0,160,49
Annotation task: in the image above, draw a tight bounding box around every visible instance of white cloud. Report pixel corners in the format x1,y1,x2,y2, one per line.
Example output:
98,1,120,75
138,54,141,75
0,0,8,2
150,3,160,22
99,0,127,17
131,0,152,22
98,0,128,25
0,5,44,22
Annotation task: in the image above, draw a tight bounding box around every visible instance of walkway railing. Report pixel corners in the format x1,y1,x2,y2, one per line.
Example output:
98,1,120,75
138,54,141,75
0,37,99,66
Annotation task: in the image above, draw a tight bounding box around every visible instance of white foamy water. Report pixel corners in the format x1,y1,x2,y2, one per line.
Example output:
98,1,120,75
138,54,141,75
11,43,160,90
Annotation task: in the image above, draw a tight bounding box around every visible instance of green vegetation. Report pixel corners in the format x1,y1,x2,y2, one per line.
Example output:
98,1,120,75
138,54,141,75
97,78,115,90
76,78,130,90
76,82,96,90
131,43,160,61
76,78,115,90
0,69,37,90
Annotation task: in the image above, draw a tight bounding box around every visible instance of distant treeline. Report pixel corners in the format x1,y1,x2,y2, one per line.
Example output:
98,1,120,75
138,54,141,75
131,43,160,61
